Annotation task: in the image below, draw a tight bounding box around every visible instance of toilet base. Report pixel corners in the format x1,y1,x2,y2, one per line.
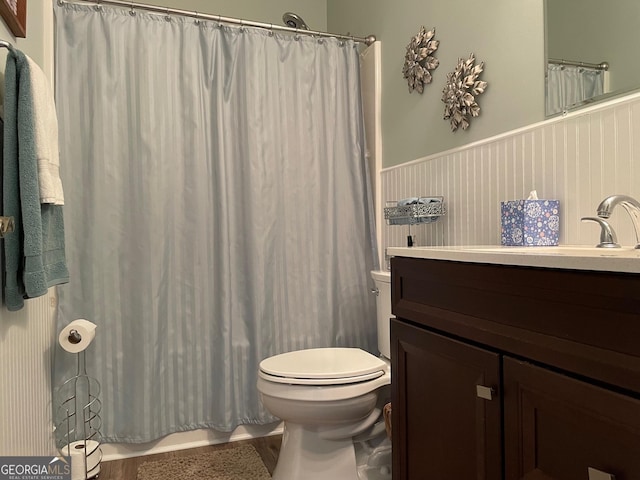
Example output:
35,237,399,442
272,422,359,480
355,437,392,480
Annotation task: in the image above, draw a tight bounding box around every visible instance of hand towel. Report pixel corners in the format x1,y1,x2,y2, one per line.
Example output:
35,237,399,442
26,56,65,205
3,48,69,311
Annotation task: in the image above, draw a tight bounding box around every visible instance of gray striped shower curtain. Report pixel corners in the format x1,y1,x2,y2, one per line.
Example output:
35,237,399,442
53,1,377,443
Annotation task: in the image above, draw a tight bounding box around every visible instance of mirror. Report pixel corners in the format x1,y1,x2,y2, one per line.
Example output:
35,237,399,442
545,0,640,116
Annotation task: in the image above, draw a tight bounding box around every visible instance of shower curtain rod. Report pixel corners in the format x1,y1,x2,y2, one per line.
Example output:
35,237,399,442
548,58,609,71
58,0,377,46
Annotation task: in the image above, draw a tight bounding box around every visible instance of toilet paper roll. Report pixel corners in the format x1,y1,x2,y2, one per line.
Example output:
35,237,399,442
58,319,97,353
59,440,101,480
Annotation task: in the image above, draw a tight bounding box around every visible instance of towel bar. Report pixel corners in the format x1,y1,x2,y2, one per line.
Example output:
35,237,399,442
0,216,15,237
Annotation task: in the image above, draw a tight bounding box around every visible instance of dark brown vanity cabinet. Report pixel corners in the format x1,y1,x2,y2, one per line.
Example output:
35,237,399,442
392,319,502,479
390,256,640,480
503,358,640,479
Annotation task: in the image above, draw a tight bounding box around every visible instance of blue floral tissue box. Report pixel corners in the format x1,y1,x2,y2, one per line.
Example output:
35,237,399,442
500,199,560,246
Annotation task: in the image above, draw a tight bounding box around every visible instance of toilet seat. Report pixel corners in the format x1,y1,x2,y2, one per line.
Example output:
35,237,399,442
259,348,386,386
259,369,384,385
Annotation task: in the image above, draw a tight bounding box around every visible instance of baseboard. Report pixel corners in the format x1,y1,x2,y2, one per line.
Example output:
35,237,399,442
100,422,284,461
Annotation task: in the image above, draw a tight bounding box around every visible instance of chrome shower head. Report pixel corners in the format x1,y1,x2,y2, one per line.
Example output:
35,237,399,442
282,12,309,30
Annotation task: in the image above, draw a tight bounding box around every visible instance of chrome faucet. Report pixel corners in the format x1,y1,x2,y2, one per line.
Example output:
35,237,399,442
581,217,620,248
597,194,640,249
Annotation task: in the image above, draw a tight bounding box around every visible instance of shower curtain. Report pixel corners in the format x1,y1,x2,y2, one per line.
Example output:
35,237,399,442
53,3,377,443
546,63,604,116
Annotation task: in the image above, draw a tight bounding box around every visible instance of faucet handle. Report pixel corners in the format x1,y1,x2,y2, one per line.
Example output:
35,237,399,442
581,217,621,248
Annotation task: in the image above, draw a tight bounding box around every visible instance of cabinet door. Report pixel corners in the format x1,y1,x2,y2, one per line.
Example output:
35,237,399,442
391,319,502,480
504,357,640,480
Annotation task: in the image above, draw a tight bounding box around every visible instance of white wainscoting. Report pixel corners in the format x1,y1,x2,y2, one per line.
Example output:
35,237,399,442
0,290,57,456
381,92,640,253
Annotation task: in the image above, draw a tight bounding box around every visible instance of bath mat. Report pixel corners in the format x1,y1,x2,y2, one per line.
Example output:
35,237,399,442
136,444,271,480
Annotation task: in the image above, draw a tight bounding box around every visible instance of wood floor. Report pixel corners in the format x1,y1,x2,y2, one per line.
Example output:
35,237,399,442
97,435,282,480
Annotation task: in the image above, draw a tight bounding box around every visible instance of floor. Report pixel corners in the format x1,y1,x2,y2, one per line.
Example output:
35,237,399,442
97,435,282,480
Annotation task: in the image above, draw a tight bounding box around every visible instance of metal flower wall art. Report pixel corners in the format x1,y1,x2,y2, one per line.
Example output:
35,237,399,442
402,26,439,94
441,53,488,132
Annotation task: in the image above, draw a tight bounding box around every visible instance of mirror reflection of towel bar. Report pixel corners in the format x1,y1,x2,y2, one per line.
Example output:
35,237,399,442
0,216,15,238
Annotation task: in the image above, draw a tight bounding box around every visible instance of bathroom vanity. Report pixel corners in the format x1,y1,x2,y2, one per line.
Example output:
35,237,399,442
388,246,640,480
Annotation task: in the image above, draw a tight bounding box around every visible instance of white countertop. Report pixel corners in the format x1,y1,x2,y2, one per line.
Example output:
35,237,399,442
387,245,640,274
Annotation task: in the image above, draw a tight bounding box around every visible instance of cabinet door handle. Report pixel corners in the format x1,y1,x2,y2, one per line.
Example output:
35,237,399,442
588,467,616,480
476,385,494,400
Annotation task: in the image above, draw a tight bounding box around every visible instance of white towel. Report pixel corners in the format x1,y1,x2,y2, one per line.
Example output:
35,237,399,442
26,56,65,205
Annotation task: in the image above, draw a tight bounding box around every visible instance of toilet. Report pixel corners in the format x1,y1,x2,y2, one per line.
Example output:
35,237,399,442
257,270,392,480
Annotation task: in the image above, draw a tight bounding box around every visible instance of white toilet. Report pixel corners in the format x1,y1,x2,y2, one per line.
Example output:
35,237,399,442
257,270,393,480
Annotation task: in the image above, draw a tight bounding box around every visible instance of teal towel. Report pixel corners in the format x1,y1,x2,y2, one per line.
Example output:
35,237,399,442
3,48,69,311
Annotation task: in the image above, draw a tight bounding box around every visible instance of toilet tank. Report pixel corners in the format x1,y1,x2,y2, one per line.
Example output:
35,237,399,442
371,270,393,359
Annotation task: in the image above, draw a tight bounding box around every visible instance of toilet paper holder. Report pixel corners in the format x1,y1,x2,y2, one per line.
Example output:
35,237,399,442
67,329,82,345
54,349,102,480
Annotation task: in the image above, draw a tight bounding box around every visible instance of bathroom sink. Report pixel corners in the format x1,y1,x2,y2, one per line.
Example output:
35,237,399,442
465,245,640,258
386,245,640,273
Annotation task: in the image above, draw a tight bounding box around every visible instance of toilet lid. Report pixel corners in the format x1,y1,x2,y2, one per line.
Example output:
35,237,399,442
259,348,386,385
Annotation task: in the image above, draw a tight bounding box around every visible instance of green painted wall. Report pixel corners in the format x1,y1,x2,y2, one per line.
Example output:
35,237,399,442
0,1,53,78
327,0,545,167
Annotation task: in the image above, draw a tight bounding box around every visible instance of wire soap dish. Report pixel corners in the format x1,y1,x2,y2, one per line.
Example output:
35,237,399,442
384,196,446,225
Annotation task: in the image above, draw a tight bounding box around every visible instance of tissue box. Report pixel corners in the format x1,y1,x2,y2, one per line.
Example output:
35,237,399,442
501,199,560,246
